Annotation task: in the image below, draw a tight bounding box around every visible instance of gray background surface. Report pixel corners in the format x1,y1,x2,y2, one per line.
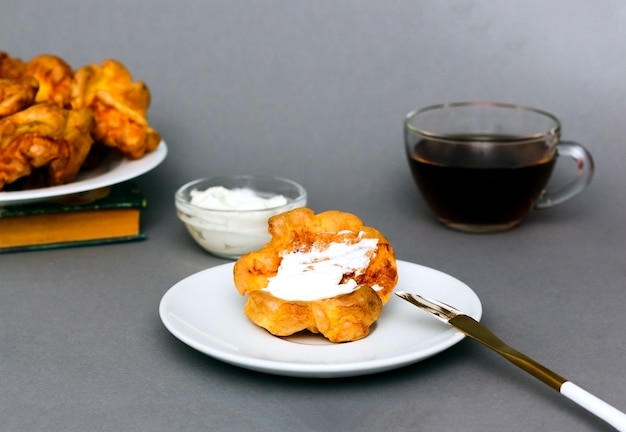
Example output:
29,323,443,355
1,1,625,431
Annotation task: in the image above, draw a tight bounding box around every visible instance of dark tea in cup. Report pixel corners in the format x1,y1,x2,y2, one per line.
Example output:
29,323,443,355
404,102,594,232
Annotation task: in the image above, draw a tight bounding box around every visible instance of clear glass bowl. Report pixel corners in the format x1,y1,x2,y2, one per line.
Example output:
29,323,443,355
175,174,307,259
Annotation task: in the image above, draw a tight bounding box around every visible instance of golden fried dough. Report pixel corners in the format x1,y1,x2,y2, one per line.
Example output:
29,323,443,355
0,51,160,190
0,103,94,189
72,59,161,159
0,51,25,80
23,54,75,108
234,208,398,343
0,77,39,118
244,285,383,343
234,208,398,302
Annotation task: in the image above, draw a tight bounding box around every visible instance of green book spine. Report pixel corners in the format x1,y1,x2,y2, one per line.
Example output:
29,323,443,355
0,181,147,253
0,181,146,218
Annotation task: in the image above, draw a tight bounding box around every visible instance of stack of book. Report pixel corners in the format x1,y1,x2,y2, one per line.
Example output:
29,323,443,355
0,181,147,253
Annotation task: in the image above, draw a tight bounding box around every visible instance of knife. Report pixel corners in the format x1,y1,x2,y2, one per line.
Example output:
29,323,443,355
395,291,626,431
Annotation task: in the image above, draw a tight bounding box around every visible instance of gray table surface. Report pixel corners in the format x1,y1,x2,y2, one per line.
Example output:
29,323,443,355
2,1,625,431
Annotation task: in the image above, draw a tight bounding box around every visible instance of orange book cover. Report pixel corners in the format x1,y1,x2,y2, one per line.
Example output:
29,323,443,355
0,182,146,252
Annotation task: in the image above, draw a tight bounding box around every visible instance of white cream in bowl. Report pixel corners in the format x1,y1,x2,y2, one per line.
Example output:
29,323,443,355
190,186,288,211
175,175,307,259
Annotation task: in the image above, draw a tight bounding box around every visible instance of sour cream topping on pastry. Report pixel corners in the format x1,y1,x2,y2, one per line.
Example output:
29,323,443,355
263,233,379,301
190,186,287,210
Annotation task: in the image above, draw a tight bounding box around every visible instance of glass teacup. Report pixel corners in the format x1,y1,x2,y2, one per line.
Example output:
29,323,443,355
404,102,594,232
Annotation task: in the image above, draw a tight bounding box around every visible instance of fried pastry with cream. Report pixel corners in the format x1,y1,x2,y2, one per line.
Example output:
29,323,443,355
71,59,161,159
233,207,398,343
0,102,94,190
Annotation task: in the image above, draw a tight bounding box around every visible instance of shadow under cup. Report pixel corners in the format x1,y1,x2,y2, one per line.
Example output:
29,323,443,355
404,102,594,233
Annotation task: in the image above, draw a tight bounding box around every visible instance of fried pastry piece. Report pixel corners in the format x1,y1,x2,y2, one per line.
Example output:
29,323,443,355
244,285,383,343
23,54,75,108
0,102,94,190
0,76,39,118
0,51,25,79
234,208,398,343
71,59,161,159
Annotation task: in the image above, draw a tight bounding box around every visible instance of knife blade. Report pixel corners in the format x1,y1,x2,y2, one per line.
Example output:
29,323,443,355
395,291,626,431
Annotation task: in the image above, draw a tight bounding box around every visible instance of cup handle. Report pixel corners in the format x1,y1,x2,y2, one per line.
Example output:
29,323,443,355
534,141,595,209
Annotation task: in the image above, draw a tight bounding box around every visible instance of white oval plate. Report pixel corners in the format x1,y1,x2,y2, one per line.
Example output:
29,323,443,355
0,140,167,206
159,260,482,378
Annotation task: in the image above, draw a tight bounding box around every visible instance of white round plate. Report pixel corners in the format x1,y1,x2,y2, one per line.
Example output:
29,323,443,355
0,140,167,206
159,260,482,378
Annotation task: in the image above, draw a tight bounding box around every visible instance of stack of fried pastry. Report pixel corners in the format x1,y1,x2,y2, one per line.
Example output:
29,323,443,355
0,51,161,191
234,208,398,343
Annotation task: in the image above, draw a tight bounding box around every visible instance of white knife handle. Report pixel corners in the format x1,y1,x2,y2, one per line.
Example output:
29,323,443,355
560,381,626,431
